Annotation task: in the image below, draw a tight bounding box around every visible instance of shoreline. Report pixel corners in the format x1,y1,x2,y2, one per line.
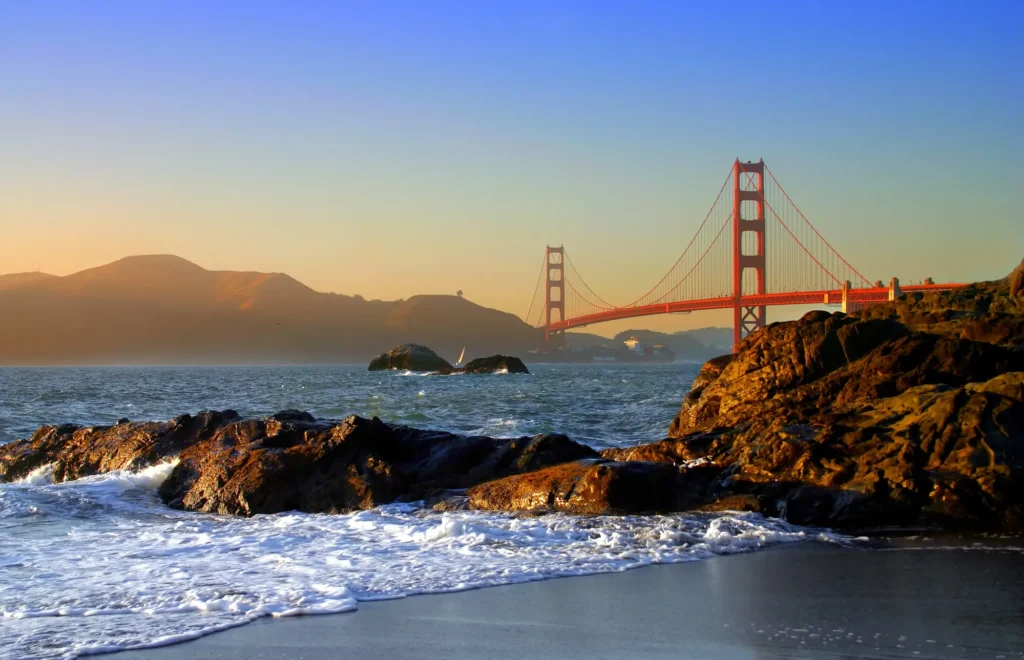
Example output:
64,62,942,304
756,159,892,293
113,540,1024,660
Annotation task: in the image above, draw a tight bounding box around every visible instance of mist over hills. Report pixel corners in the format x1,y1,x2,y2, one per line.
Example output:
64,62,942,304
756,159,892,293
0,255,540,365
565,327,732,359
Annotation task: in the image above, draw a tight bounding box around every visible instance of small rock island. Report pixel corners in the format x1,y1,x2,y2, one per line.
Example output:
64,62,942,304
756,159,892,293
367,344,453,372
368,344,529,374
436,355,529,375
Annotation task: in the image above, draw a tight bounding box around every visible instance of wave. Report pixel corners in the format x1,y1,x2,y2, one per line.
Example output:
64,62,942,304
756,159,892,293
0,472,848,659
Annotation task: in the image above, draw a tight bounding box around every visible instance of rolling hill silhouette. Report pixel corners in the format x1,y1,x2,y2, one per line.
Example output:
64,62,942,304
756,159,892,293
0,255,541,365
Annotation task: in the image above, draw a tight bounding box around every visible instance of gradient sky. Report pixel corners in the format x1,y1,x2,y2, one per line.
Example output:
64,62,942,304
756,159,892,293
2,1,1022,335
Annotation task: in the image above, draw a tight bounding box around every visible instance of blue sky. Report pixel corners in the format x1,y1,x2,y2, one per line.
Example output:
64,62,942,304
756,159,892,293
2,1,1021,333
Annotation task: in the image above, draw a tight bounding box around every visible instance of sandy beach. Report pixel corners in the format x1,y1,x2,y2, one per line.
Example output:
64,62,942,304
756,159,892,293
114,540,1024,660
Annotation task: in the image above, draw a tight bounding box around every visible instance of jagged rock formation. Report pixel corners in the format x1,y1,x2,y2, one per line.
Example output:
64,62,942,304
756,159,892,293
467,459,715,515
1010,259,1024,298
0,410,241,483
368,344,452,371
471,261,1024,531
0,411,596,516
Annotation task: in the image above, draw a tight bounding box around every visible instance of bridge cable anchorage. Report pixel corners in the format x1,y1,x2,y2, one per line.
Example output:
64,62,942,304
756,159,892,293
764,165,871,287
523,251,548,326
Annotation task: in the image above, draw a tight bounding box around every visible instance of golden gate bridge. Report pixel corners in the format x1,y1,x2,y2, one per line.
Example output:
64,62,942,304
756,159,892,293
524,159,964,351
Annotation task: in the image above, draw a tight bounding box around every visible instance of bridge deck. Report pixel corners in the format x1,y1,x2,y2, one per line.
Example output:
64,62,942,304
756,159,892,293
547,283,965,331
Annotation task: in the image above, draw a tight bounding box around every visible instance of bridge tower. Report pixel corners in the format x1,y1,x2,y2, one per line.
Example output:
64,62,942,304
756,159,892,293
545,245,565,347
733,159,767,350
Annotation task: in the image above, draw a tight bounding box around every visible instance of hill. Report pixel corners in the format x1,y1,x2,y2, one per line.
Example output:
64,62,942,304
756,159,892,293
565,327,733,360
0,255,540,365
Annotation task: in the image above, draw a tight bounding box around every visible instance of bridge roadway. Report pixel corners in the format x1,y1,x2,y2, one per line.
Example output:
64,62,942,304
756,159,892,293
546,283,963,332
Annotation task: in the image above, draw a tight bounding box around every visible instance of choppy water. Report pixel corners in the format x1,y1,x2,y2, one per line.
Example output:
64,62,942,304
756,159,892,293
0,365,850,660
0,364,700,448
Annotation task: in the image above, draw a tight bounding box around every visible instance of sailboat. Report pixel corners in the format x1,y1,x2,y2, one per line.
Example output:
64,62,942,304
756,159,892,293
455,346,466,367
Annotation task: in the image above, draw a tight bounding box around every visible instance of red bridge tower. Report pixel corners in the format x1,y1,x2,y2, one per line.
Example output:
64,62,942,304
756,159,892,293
545,245,565,347
733,159,767,349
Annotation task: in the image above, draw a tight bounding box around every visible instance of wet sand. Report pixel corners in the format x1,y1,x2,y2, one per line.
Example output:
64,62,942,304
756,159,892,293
116,541,1024,660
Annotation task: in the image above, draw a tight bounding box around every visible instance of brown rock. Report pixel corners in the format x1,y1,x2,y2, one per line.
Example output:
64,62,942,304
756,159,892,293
1010,259,1024,298
368,344,452,371
467,459,716,515
160,413,598,515
669,312,1022,440
0,410,598,516
434,355,530,375
655,271,1024,531
0,410,240,482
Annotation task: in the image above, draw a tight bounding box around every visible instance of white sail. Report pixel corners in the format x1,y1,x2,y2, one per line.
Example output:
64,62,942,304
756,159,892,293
456,346,466,366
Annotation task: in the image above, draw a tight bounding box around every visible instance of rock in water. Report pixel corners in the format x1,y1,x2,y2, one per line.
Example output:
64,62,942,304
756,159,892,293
0,411,598,516
1011,259,1024,298
467,459,716,515
163,415,597,515
0,410,241,483
368,344,452,371
461,355,529,374
436,355,529,375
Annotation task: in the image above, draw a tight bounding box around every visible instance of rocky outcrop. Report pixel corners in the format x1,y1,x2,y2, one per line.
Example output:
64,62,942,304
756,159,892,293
460,355,529,374
467,459,716,515
1011,259,1024,298
668,313,1020,437
651,262,1024,530
436,355,530,375
0,411,597,516
368,344,452,371
366,345,529,375
0,410,240,483
853,275,1024,349
469,261,1024,531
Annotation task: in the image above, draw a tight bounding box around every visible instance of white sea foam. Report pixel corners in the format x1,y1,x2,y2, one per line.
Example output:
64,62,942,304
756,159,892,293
15,464,55,486
0,469,850,660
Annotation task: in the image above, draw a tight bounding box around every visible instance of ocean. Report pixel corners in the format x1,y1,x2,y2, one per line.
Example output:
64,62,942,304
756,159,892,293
0,364,871,658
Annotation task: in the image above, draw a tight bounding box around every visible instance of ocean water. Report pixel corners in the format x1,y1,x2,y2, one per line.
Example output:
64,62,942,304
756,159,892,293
0,364,849,660
0,364,702,449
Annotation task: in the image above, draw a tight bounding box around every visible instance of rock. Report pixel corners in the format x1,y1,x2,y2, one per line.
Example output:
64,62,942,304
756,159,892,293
0,410,240,483
1011,259,1024,298
368,344,452,372
435,355,530,375
460,355,529,374
467,459,717,515
852,270,1024,349
160,415,597,515
669,313,1022,439
0,410,598,516
653,270,1024,532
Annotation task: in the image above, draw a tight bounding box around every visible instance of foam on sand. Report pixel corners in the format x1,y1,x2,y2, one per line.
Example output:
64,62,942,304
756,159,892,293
0,465,849,660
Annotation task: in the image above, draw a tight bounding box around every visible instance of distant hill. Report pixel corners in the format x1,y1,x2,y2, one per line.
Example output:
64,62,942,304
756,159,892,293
565,326,733,360
0,255,541,365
